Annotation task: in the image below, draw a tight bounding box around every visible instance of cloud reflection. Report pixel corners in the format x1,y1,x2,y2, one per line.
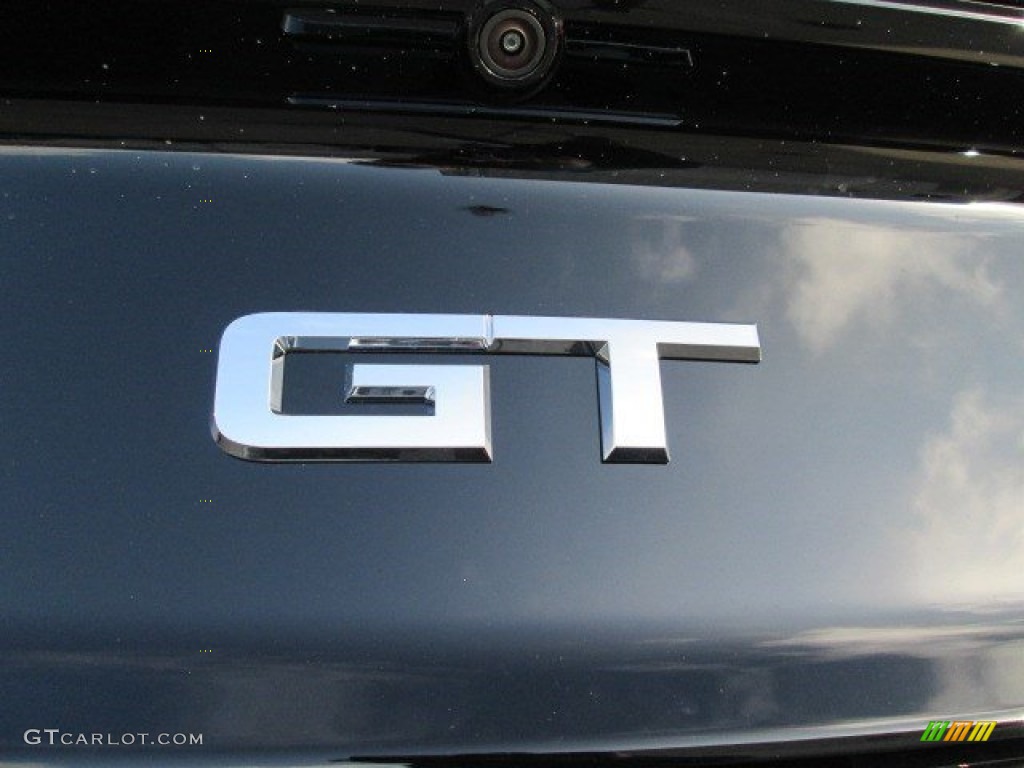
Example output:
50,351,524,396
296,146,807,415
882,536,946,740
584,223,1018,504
911,388,1024,601
631,215,699,283
781,219,1002,352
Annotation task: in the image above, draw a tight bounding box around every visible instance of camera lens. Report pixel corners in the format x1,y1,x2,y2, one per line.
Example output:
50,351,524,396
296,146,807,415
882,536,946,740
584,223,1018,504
469,1,561,90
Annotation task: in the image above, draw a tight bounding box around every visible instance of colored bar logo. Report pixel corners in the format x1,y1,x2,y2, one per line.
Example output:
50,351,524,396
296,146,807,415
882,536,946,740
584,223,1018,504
920,720,997,742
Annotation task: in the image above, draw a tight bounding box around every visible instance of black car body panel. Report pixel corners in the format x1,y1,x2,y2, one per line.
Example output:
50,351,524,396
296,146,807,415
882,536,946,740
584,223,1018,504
2,1,1023,765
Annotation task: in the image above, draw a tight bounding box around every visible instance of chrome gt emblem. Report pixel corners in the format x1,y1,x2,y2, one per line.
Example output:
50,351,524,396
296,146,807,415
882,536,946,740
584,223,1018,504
212,313,760,464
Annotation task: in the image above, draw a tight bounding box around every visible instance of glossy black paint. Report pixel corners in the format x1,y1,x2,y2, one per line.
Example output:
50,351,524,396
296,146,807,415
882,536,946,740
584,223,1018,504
3,1,1024,765
2,142,1024,764
2,0,1024,149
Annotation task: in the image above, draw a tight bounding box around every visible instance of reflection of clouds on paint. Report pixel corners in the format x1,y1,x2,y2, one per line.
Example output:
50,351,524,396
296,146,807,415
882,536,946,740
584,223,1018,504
912,389,1024,600
631,216,698,283
782,220,1002,352
761,620,1024,716
762,622,1024,658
